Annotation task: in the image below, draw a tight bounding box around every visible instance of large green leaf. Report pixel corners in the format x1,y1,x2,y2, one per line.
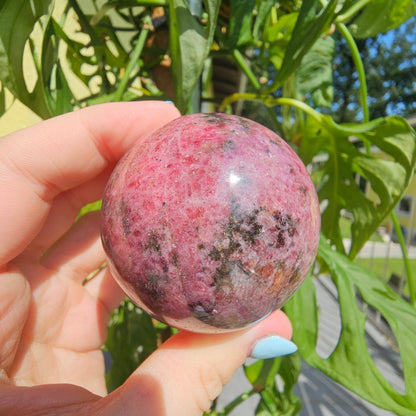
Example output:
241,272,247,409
51,9,130,96
300,115,416,257
168,0,221,113
285,237,416,415
348,0,416,38
67,0,120,99
297,35,335,108
0,0,52,118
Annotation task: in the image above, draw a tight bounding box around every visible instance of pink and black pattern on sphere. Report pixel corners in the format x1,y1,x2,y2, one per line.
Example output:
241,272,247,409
101,113,320,333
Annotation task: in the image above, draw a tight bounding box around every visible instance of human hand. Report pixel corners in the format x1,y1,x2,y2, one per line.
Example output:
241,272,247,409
0,102,295,415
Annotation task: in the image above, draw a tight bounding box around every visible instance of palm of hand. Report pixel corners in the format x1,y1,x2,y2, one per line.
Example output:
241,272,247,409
2,212,121,396
0,102,181,403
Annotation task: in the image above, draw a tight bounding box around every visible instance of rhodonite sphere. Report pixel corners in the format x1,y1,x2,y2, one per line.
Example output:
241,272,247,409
101,113,320,333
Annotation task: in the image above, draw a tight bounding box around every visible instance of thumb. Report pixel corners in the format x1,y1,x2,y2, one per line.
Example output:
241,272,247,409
102,309,294,415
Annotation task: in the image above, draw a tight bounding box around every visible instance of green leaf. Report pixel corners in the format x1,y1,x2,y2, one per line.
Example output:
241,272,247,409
349,0,416,38
245,358,282,391
90,15,129,69
263,13,298,73
297,35,335,108
0,0,53,118
0,82,5,117
67,0,113,97
168,0,221,113
359,116,416,174
51,18,94,87
286,237,416,415
89,0,146,26
267,0,338,92
47,61,74,115
256,389,279,415
300,115,416,257
76,200,102,220
226,0,255,48
40,17,75,116
252,0,275,44
279,353,302,401
104,299,158,391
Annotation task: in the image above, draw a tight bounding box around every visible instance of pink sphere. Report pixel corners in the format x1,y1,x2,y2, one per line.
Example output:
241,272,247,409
101,113,320,333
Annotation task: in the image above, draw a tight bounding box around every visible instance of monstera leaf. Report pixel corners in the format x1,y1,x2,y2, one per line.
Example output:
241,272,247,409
285,237,416,415
300,114,416,258
0,0,52,118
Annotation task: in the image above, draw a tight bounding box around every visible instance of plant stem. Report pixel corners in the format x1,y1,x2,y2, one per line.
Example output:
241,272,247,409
219,93,389,136
336,22,369,124
232,49,261,91
219,93,324,123
227,53,283,130
273,97,324,122
391,210,416,307
113,14,152,102
216,389,257,415
83,261,107,285
336,0,372,24
135,0,168,5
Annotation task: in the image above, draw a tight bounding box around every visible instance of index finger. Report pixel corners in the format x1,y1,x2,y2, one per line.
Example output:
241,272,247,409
0,101,180,265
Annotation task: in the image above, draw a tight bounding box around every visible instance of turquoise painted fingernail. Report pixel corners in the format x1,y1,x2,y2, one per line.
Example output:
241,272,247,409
250,336,297,359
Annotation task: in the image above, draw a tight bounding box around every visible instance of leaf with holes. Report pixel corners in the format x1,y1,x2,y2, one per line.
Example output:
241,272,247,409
0,0,52,118
300,114,416,257
286,237,416,415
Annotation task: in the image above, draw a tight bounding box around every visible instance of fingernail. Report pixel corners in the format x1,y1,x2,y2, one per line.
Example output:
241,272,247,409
250,335,297,359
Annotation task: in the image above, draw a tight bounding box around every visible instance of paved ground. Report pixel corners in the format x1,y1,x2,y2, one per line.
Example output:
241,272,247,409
215,275,404,415
344,238,416,259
